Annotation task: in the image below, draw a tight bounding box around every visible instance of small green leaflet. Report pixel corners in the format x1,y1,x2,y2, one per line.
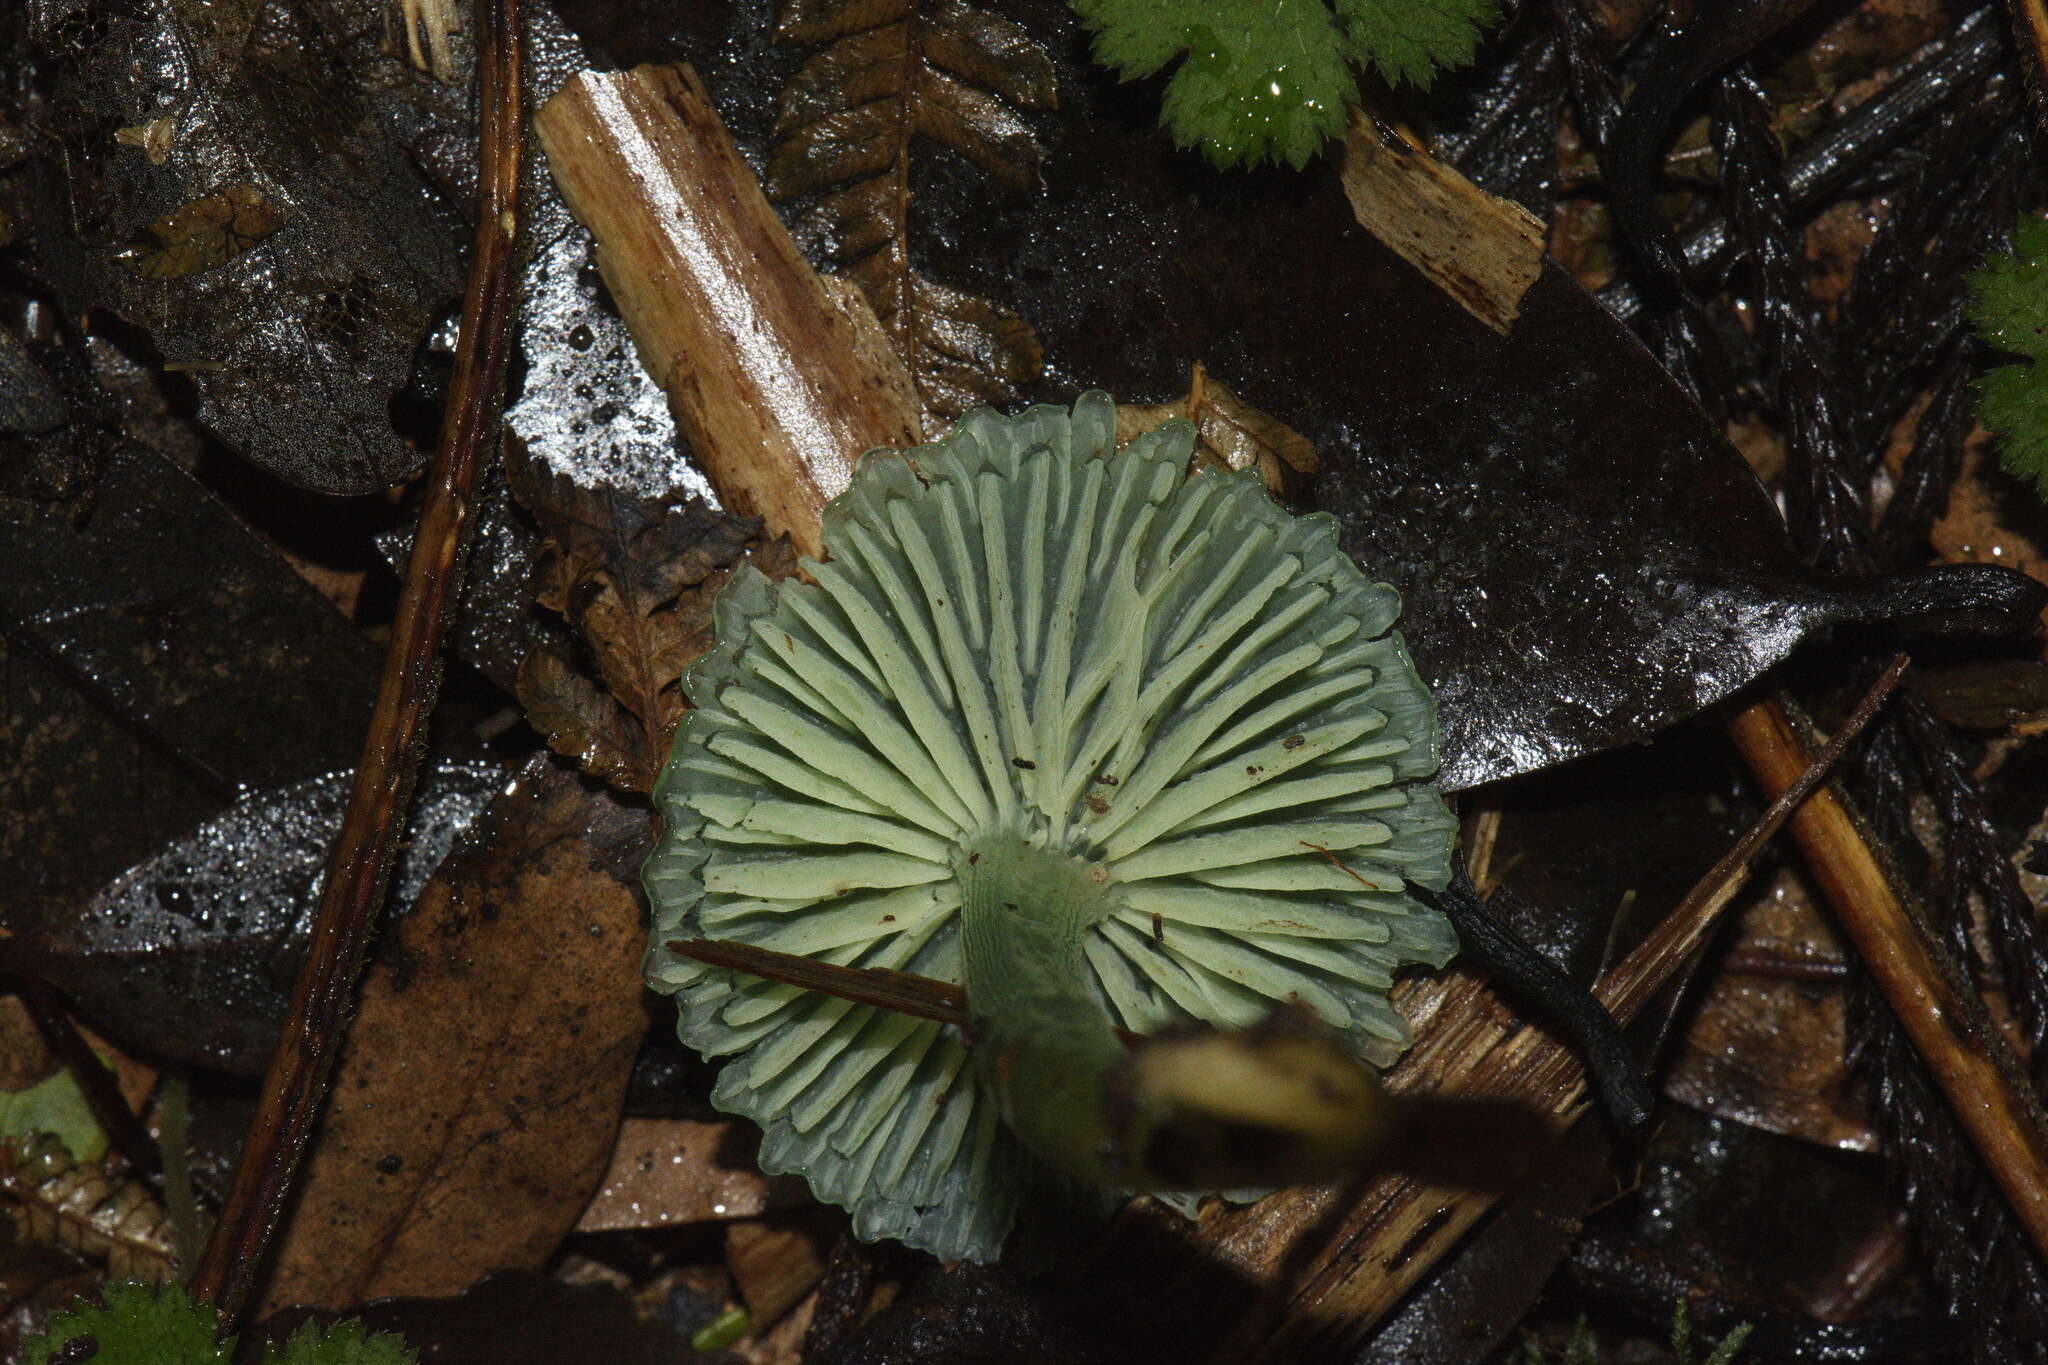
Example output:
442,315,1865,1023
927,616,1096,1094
1968,217,2048,499
1067,0,1500,168
0,1067,106,1165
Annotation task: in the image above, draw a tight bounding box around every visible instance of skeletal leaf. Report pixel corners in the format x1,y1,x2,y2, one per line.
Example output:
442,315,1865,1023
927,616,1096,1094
766,0,1053,422
0,1140,175,1285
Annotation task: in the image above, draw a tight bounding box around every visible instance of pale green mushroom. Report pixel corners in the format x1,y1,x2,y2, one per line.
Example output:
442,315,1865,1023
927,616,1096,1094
643,391,1455,1261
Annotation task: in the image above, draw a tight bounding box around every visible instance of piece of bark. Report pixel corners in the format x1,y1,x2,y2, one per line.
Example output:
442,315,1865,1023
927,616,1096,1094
575,1118,804,1232
1338,111,1547,337
728,1213,834,1330
262,758,649,1312
535,63,923,558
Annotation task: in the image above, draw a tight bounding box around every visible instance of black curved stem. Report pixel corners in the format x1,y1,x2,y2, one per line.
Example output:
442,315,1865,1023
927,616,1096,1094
1414,868,1655,1134
1812,562,2048,631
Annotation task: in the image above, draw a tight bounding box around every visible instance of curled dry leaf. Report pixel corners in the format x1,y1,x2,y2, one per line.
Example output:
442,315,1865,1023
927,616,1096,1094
1115,363,1320,494
767,0,1053,422
262,757,652,1312
507,441,789,794
1664,868,1875,1152
0,1140,175,1285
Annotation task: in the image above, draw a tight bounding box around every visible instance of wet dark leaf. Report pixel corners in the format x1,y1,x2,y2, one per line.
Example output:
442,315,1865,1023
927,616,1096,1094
21,0,465,494
723,1,2040,790
1571,1110,1909,1325
0,439,379,942
1915,659,2048,732
10,760,500,1074
1664,869,1874,1153
262,757,649,1311
506,443,775,794
817,1262,1109,1365
766,0,1052,423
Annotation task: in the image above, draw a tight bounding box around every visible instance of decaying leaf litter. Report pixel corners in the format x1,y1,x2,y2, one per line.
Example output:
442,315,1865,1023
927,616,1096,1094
5,0,2048,1360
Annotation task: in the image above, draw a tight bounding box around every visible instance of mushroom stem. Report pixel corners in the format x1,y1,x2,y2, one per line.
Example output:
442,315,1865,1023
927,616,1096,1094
954,829,1410,1194
956,830,1124,1185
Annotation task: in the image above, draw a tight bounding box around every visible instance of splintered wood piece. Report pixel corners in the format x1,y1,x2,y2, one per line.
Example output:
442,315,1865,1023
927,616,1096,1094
535,63,923,557
1338,110,1547,336
728,1214,832,1329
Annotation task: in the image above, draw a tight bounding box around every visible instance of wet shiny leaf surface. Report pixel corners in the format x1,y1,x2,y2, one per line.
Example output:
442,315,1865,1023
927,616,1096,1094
21,0,465,493
12,760,500,1074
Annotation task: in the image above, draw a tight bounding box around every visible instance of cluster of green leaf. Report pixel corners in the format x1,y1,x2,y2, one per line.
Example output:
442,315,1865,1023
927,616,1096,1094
1067,0,1499,168
24,1283,416,1365
0,1067,107,1165
1967,217,2048,498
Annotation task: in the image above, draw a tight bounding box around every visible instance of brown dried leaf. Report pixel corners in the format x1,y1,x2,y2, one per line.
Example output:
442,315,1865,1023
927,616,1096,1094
574,1118,805,1233
507,443,766,793
262,757,651,1312
766,0,1052,422
1664,869,1875,1151
517,646,647,793
0,1000,57,1093
113,182,284,280
1115,364,1320,495
0,1140,175,1284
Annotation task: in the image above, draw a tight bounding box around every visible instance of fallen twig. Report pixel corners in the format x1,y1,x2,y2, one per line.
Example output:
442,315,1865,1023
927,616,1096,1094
185,0,526,1322
1728,686,2048,1259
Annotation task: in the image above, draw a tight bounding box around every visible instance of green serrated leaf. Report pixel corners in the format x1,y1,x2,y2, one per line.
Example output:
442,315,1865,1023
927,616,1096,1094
1068,0,1499,167
1335,0,1498,88
263,1317,419,1365
1967,217,2048,498
0,1066,107,1164
24,1282,230,1365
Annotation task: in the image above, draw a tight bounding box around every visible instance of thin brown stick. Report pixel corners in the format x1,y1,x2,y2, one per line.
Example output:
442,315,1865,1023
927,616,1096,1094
671,938,967,1028
1728,686,2048,1258
13,977,159,1177
185,0,525,1321
1212,656,1907,1361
